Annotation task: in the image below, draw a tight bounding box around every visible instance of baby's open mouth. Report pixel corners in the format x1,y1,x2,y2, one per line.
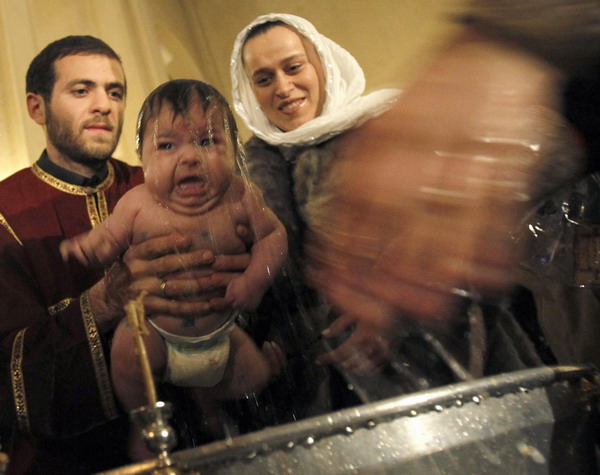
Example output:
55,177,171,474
177,175,207,193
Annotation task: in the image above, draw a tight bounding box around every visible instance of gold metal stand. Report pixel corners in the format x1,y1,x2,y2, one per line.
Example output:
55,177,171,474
125,292,181,474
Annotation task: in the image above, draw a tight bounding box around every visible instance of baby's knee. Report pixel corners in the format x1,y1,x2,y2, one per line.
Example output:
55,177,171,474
111,321,166,380
228,328,272,393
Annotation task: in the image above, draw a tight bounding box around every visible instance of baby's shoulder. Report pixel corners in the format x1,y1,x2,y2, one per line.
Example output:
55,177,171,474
230,176,251,200
120,183,153,203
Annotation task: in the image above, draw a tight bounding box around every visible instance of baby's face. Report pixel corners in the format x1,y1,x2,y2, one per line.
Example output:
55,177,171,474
141,102,235,215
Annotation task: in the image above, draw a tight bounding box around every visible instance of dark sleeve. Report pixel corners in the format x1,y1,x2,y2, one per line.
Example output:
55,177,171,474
462,0,600,76
244,137,306,261
0,229,119,439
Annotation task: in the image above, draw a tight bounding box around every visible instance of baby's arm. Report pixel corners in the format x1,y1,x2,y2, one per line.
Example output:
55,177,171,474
60,186,145,267
226,181,287,310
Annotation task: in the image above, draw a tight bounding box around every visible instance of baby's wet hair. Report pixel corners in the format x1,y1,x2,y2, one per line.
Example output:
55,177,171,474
136,79,239,158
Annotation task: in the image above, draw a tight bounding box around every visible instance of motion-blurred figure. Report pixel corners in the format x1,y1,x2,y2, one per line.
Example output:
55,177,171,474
307,1,595,324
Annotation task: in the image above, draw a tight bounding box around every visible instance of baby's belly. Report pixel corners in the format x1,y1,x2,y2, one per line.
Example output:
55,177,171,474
150,311,233,338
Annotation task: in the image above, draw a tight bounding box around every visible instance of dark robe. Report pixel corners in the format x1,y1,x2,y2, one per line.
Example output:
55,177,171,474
0,154,143,474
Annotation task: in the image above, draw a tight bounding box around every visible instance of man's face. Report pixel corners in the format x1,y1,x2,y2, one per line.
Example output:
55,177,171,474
45,54,125,169
243,25,325,132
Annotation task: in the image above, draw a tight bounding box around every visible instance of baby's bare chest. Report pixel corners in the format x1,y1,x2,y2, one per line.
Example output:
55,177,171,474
133,204,247,254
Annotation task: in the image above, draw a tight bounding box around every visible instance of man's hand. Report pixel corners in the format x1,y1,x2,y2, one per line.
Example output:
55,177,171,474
316,296,400,375
88,233,251,329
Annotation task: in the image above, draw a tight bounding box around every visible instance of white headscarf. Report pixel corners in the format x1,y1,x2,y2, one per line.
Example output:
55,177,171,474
230,13,401,147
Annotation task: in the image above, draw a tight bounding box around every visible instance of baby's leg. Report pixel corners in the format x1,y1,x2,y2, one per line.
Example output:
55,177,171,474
111,318,167,409
111,318,167,461
192,325,272,401
188,325,277,438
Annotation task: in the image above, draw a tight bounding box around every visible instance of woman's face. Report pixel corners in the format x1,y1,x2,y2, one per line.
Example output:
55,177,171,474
242,25,325,132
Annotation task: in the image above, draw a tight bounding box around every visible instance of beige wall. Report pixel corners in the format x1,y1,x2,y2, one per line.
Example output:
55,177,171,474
0,0,463,180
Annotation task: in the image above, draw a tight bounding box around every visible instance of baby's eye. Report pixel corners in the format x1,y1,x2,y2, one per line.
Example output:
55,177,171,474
157,142,174,150
198,137,215,147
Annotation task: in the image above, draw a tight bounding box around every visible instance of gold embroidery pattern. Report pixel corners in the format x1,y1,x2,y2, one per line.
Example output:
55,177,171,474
32,162,115,195
80,291,119,419
97,192,109,223
86,191,110,229
0,212,22,246
11,329,30,433
48,298,74,316
86,196,101,228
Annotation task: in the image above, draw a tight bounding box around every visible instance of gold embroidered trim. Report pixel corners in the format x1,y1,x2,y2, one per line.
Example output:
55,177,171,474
86,196,101,228
97,192,109,223
48,298,74,316
80,291,119,419
11,329,30,433
0,212,22,246
31,162,115,196
86,191,110,229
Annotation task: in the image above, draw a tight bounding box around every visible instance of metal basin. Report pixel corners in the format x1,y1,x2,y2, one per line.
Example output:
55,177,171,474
102,365,600,474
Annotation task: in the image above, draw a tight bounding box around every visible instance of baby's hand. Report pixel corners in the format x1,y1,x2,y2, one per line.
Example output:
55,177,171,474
225,277,263,310
59,238,92,266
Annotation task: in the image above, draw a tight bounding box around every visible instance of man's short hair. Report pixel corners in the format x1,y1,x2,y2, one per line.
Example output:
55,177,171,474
26,35,122,101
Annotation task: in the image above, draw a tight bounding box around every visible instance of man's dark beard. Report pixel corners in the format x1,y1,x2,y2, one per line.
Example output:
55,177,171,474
46,106,120,166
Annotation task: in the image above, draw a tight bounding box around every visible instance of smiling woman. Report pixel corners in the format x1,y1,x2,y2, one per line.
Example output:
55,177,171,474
230,13,402,379
241,22,326,132
231,13,400,147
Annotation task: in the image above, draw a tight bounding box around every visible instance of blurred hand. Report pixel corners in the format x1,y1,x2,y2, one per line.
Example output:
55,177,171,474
316,297,400,375
307,28,577,322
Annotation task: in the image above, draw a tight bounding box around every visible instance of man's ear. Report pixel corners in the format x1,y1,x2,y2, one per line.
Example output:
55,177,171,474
26,92,47,125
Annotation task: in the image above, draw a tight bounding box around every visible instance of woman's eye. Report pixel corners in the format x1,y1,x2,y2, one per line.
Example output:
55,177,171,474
288,63,303,73
254,75,271,86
